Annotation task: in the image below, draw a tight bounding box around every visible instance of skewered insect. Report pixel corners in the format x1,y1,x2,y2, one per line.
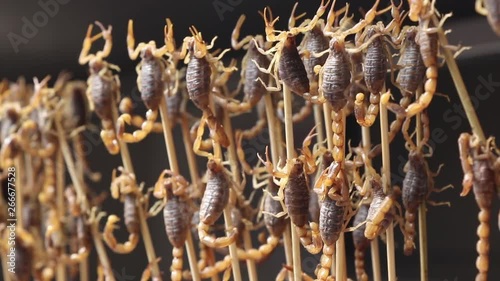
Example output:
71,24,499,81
353,18,402,127
215,14,271,115
78,21,121,155
102,168,141,254
153,170,193,281
179,26,234,148
316,182,348,280
117,19,174,143
259,127,323,255
458,133,500,281
191,120,239,248
400,112,451,255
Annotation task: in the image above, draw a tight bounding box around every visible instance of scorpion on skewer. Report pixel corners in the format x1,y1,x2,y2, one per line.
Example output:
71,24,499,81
458,133,500,281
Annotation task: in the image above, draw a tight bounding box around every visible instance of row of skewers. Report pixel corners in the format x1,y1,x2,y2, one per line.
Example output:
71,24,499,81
1,0,499,280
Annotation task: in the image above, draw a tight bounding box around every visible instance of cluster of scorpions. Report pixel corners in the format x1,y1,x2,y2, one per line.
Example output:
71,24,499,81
1,0,499,281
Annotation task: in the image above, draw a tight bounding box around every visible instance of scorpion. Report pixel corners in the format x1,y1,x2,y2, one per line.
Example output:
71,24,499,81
400,110,451,256
192,117,240,249
178,25,235,148
458,133,500,281
102,168,142,254
258,127,324,255
353,3,406,127
152,170,193,281
78,21,121,154
117,19,175,143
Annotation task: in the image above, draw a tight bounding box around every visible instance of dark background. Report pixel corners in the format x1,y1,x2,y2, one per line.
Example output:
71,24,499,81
1,0,500,280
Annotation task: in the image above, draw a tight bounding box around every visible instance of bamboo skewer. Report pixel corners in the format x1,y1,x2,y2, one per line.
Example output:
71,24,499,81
265,94,293,281
414,89,429,281
335,109,347,281
207,98,243,281
72,137,89,281
361,126,382,281
55,149,66,281
283,85,302,281
379,91,397,281
158,97,201,281
220,99,258,281
54,116,115,281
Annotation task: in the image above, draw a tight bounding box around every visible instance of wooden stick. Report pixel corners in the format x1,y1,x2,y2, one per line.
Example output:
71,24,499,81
361,126,382,281
314,104,325,144
265,94,293,280
71,137,89,281
415,89,429,281
56,149,66,281
432,15,485,142
335,109,347,281
180,117,201,192
80,258,89,281
220,101,258,281
54,117,115,281
1,254,10,281
379,92,397,281
283,84,302,281
207,98,243,281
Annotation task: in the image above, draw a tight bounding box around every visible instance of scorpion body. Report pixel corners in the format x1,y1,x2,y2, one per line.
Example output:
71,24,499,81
279,36,310,96
198,159,237,248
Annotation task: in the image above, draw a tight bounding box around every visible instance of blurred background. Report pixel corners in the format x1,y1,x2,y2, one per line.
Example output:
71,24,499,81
1,0,500,280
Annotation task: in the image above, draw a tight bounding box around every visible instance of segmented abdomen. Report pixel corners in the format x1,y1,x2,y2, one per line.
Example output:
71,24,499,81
244,43,270,105
139,59,164,110
264,180,288,237
322,45,351,111
89,74,114,120
302,26,329,84
319,195,346,245
402,153,428,212
164,193,192,248
123,194,139,234
284,162,310,227
397,29,426,94
199,170,229,225
186,55,211,111
364,34,387,94
279,36,310,96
